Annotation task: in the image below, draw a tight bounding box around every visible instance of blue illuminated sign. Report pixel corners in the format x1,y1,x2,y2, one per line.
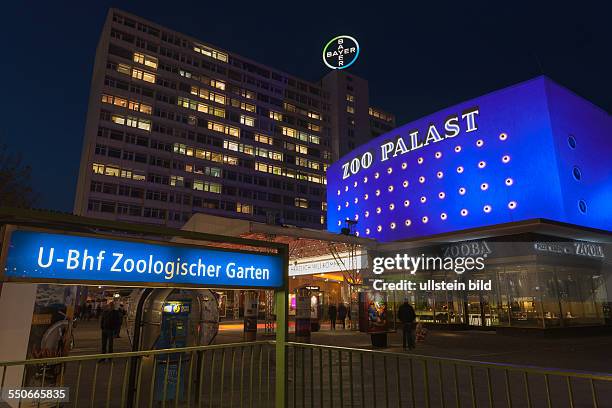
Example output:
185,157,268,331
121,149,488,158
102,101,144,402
2,230,284,288
327,76,612,241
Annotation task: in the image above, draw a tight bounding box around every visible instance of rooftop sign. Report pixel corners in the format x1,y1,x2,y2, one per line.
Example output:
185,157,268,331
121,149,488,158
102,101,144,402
2,229,285,288
323,35,359,70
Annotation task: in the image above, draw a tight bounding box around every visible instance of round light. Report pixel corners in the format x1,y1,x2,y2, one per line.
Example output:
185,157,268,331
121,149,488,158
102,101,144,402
578,199,587,213
499,133,508,141
478,161,486,169
460,208,468,216
403,180,409,188
438,192,446,199
568,135,577,149
375,189,381,196
364,193,369,200
389,203,395,210
502,155,511,163
457,166,464,173
422,216,429,224
401,162,408,170
337,205,341,211
387,167,393,174
365,228,370,235
363,176,368,183
417,157,424,164
354,214,359,220
390,222,396,230
337,190,341,196
337,220,342,226
355,231,360,237
365,211,370,218
440,213,447,220
435,152,442,159
377,225,382,232
403,200,410,207
459,187,466,195
419,176,426,183
353,181,358,187
376,207,382,214
375,172,380,179
505,178,513,186
476,140,484,147
481,183,489,191
454,145,462,153
345,186,349,191
353,198,358,204
420,196,427,203
483,205,492,213
388,185,394,192
437,171,444,179
508,201,517,210
405,219,412,226
345,201,349,207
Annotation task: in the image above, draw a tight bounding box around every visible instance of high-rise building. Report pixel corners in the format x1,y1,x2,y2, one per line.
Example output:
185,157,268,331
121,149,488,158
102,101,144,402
74,9,392,229
322,71,395,160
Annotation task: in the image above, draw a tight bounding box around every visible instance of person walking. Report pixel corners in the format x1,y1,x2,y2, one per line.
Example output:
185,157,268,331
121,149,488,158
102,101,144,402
100,302,122,360
115,304,126,338
337,303,348,329
328,304,337,330
397,300,417,350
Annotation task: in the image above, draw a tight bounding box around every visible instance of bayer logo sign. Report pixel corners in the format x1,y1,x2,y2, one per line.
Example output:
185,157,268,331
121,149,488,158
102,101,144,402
322,35,360,70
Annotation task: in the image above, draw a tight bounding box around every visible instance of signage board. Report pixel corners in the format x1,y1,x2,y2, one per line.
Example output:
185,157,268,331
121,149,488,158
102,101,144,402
323,35,359,70
1,229,285,289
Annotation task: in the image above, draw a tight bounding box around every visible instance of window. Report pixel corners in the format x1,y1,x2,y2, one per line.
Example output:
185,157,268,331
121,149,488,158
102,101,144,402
240,115,255,127
255,133,273,145
269,111,283,121
231,99,256,112
131,68,156,83
237,203,252,214
170,175,184,187
133,52,158,69
346,94,355,102
346,105,355,114
295,197,308,208
193,43,228,62
208,121,240,137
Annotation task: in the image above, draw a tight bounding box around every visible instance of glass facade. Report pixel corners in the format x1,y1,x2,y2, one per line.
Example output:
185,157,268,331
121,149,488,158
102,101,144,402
377,237,611,329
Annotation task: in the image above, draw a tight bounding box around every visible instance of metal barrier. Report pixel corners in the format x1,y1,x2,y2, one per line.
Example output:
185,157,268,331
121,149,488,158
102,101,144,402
286,342,612,408
3,341,612,407
0,341,275,408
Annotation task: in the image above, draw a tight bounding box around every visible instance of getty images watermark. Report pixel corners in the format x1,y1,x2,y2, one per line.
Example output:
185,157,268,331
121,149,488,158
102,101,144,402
370,254,492,291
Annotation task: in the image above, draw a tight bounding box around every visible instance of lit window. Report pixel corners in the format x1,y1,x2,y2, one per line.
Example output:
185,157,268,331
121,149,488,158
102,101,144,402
269,111,283,121
133,52,158,69
295,198,308,208
237,203,253,214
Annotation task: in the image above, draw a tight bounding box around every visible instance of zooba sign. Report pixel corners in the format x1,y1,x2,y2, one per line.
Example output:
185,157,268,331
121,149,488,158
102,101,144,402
323,35,359,70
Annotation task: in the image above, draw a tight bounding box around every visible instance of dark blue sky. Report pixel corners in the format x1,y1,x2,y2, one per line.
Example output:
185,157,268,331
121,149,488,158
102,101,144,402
1,1,610,212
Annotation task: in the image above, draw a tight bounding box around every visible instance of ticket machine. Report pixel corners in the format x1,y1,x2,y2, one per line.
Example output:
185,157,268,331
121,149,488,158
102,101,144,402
126,288,219,403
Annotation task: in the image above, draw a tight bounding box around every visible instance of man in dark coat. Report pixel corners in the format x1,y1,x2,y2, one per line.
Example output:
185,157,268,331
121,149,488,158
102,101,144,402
397,300,417,350
100,302,122,358
337,303,348,329
328,304,337,330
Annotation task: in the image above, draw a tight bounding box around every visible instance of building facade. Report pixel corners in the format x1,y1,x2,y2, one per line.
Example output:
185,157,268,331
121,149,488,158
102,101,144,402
326,77,612,331
74,9,392,228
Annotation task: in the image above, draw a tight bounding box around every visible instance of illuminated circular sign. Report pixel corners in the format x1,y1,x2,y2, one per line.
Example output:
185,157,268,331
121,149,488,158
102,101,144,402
322,35,360,70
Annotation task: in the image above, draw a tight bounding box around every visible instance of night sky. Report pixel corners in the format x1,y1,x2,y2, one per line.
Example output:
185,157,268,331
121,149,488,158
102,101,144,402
1,2,610,212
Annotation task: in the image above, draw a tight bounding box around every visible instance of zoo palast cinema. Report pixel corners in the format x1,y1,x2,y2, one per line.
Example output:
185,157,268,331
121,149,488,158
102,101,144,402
327,76,612,332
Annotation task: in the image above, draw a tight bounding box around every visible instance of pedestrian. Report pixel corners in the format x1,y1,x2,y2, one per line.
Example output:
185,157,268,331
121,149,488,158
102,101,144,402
328,304,337,330
115,304,126,338
397,300,417,350
337,303,347,329
100,302,122,361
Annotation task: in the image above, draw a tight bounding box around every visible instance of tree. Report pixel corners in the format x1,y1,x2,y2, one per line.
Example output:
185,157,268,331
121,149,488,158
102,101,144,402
0,143,37,207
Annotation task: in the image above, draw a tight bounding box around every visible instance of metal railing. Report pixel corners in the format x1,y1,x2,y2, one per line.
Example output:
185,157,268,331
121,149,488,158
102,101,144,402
2,341,612,407
0,341,275,408
286,342,612,408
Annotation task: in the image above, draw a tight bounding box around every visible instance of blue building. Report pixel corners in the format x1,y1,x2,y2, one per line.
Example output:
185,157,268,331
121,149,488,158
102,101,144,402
327,77,612,331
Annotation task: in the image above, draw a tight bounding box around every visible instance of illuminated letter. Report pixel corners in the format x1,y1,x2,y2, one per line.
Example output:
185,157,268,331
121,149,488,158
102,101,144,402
37,247,54,268
66,250,80,270
424,124,443,146
461,107,480,132
341,162,351,179
409,130,423,150
361,151,373,169
444,115,460,138
380,141,394,162
393,137,409,157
